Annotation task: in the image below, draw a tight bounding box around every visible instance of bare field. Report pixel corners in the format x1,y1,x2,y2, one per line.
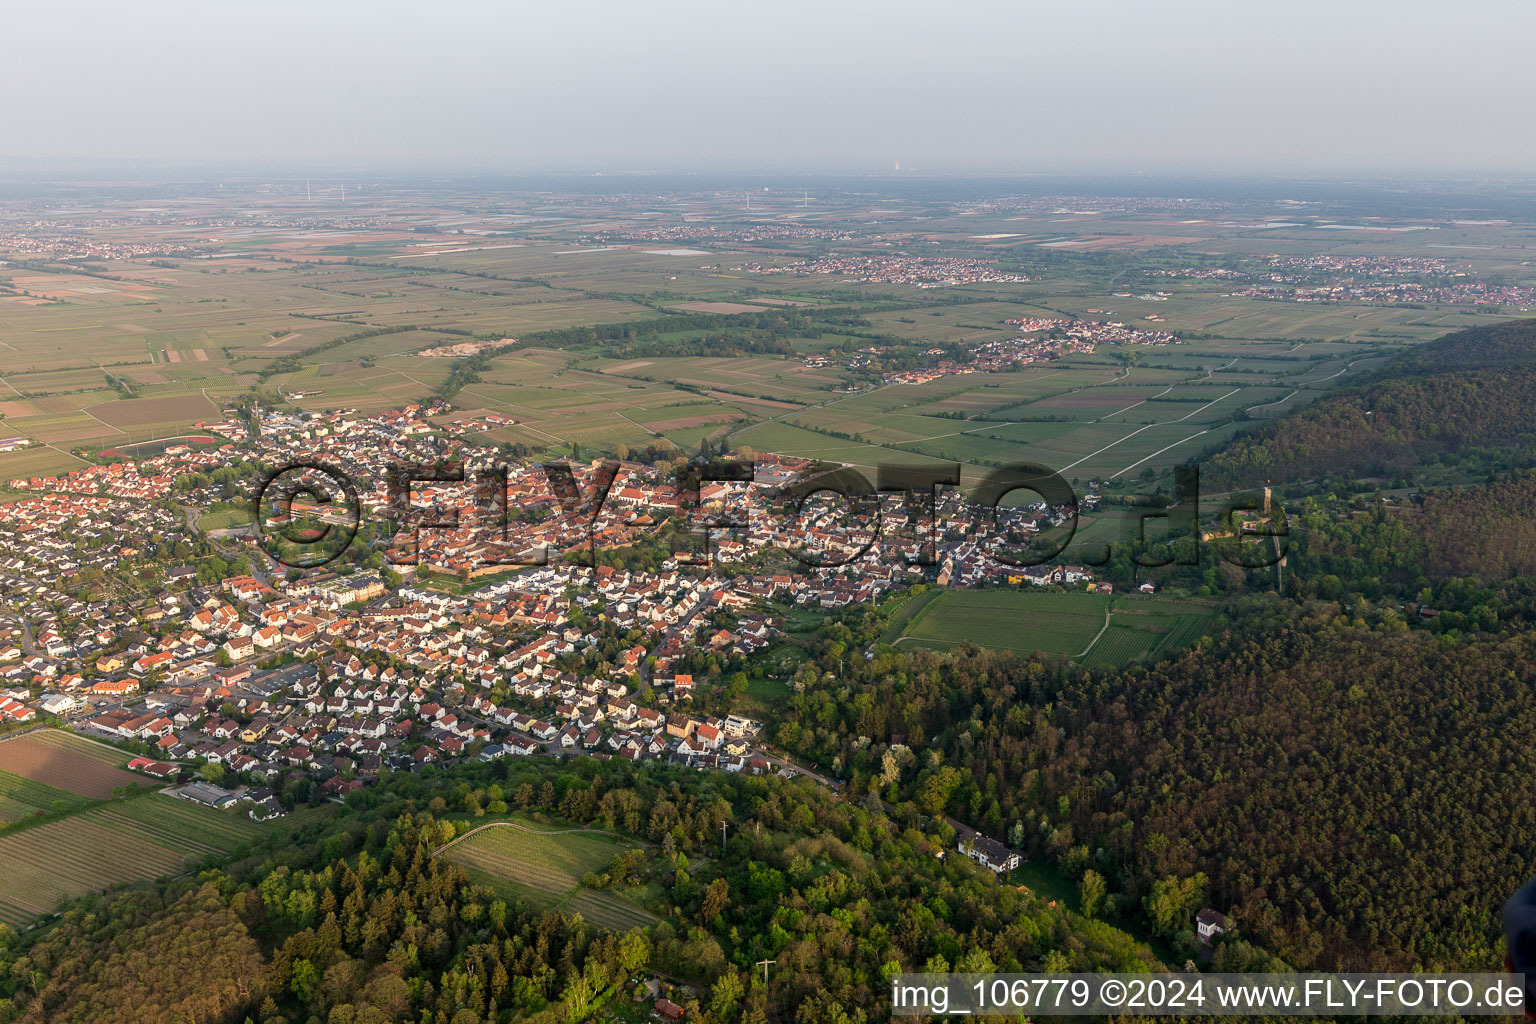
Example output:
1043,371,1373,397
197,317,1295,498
0,732,140,799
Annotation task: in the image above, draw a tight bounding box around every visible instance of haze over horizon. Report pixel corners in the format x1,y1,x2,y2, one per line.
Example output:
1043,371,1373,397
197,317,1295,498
10,0,1536,179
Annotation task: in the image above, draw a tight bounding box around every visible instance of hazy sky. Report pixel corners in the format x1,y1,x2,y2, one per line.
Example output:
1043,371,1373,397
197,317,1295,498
10,0,1536,177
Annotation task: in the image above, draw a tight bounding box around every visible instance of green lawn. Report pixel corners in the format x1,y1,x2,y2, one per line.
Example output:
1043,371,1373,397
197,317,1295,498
737,674,793,718
1011,857,1078,911
745,676,792,702
896,588,1220,666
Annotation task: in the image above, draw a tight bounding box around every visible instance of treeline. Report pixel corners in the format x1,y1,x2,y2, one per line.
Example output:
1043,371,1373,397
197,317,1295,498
104,371,139,398
259,326,418,381
433,309,865,401
605,332,796,360
520,309,832,351
436,342,515,402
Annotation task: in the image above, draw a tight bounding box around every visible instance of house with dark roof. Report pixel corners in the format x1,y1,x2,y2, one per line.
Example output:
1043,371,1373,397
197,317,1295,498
957,833,1020,874
1195,908,1229,944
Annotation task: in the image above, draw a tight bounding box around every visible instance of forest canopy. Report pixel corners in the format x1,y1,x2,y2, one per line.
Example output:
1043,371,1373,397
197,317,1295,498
1207,319,1536,487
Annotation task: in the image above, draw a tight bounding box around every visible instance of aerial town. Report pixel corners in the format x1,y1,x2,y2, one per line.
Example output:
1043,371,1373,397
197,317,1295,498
1,155,1534,1022
0,391,1112,826
8,0,1536,1019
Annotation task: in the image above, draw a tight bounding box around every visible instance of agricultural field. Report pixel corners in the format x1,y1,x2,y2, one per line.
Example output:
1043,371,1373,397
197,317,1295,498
78,795,264,859
0,410,120,444
587,354,844,406
98,434,222,459
423,348,827,455
1050,508,1150,563
0,190,1506,504
878,587,944,644
0,730,141,799
0,815,192,924
0,769,89,824
562,888,657,933
1078,598,1221,669
0,384,223,450
442,821,657,932
864,301,1059,345
707,353,1299,485
0,795,265,928
88,393,219,429
0,445,92,483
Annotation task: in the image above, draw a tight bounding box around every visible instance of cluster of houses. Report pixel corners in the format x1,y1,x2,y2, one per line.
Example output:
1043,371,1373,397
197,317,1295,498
8,455,200,499
0,399,1151,819
1004,315,1180,349
800,311,1181,385
747,254,1030,288
1010,563,1097,588
0,690,36,723
75,637,771,817
0,495,192,676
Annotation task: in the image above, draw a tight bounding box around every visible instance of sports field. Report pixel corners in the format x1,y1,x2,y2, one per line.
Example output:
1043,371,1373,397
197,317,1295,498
895,589,1110,656
197,506,255,531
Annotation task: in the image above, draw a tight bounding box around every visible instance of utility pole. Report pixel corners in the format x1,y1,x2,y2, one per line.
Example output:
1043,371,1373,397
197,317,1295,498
721,819,728,850
756,958,775,986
